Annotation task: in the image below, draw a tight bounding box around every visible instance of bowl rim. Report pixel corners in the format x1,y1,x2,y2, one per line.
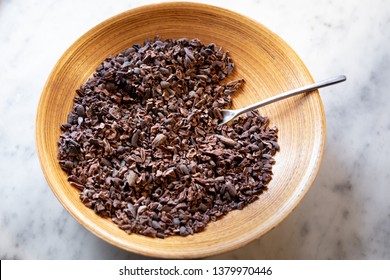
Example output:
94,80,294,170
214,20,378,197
35,1,325,258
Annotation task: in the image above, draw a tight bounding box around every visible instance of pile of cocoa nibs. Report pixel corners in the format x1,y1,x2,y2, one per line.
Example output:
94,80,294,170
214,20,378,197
58,37,279,238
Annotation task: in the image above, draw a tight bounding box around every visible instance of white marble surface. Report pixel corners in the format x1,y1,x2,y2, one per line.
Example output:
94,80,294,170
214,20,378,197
1,0,389,259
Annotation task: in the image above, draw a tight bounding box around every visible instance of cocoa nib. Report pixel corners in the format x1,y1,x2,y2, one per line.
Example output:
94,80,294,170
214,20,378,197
57,36,279,239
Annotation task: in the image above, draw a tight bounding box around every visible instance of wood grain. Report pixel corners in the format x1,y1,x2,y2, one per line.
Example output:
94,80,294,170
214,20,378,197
36,2,325,258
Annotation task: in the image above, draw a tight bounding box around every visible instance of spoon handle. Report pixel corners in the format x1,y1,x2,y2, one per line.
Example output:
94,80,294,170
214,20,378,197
234,75,347,116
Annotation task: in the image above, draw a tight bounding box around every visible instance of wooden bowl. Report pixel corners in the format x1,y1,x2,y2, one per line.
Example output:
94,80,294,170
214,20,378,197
36,2,325,258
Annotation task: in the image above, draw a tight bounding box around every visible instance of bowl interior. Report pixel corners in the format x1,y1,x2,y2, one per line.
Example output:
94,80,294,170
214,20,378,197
36,2,325,258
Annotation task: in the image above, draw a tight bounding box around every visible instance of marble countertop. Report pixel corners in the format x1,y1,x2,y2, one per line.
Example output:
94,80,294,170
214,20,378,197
1,0,389,259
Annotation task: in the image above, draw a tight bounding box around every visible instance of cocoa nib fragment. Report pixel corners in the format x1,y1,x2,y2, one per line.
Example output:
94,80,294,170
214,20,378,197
216,135,237,147
57,36,279,239
151,134,167,148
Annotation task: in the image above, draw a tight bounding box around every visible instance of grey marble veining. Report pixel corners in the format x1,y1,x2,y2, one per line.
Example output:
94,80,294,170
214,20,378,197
1,0,389,259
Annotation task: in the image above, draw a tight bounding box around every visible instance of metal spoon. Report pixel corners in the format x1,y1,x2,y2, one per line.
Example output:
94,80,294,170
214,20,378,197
219,75,346,125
